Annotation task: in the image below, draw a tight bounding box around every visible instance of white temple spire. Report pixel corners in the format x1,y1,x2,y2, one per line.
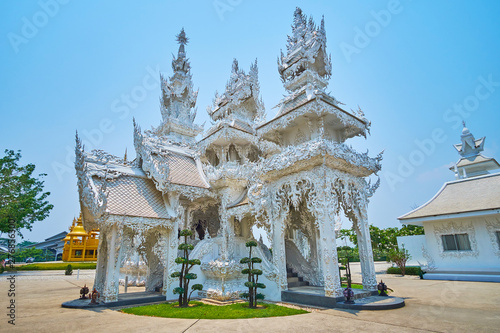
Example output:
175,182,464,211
155,28,201,144
207,58,264,123
450,123,500,178
278,7,332,92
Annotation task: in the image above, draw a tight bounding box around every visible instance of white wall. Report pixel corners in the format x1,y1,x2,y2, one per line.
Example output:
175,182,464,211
421,214,500,273
397,235,426,266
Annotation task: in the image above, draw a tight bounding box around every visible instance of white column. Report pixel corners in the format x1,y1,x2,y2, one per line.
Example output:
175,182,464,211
145,230,164,292
164,221,179,300
101,223,126,302
218,190,233,261
356,205,377,291
271,211,287,292
219,209,229,261
316,208,343,297
93,225,108,293
103,224,118,302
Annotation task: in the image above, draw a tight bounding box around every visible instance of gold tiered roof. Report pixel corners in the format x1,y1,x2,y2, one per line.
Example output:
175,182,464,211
62,214,99,262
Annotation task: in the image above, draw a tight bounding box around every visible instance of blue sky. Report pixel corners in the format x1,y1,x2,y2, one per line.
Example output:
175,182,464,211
1,0,500,242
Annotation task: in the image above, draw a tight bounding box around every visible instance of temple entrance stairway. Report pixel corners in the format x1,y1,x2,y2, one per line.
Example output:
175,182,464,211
287,266,309,288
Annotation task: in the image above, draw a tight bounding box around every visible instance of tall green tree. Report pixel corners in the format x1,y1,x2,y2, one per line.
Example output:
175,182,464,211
0,150,53,237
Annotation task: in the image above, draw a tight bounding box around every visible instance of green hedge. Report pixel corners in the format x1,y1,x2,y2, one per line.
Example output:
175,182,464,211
5,262,96,271
386,266,422,276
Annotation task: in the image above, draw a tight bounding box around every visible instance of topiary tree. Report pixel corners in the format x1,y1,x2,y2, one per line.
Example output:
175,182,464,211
240,240,265,308
171,229,202,307
65,264,73,276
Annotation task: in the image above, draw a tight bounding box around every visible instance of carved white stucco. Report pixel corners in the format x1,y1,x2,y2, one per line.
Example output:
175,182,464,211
75,8,381,302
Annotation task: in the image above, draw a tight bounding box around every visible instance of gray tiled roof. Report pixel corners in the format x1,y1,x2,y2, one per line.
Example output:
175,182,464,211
399,173,500,220
103,175,171,219
451,154,500,169
165,153,209,188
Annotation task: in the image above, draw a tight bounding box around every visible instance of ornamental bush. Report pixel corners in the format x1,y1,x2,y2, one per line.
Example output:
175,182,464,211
240,240,265,308
171,229,202,307
386,266,422,276
65,264,73,276
386,246,411,276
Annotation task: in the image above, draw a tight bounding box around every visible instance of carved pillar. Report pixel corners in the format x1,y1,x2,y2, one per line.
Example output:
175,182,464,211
313,228,323,285
227,216,236,258
93,224,108,294
164,222,179,300
218,190,234,261
271,210,288,292
312,177,342,297
102,223,125,302
315,207,343,297
355,203,377,291
145,229,164,292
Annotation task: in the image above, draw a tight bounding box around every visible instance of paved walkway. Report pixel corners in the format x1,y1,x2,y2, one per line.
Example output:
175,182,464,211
2,264,499,332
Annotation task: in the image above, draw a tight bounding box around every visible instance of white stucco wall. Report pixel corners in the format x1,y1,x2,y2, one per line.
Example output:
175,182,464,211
421,214,500,273
397,235,426,266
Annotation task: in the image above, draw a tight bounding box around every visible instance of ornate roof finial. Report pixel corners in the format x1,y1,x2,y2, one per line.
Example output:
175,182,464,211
232,58,239,74
454,124,485,157
462,120,466,128
176,27,189,45
279,8,332,92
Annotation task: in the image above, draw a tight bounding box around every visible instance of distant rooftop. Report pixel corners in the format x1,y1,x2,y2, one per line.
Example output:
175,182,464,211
399,173,500,222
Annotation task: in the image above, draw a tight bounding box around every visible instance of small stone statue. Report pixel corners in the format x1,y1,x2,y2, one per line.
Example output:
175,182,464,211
343,287,355,304
378,280,388,296
80,284,89,299
90,288,100,304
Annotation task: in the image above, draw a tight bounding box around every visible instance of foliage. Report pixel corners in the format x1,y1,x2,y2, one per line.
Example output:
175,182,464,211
171,229,202,308
121,301,307,319
0,150,53,237
386,246,411,276
12,247,44,262
240,240,265,308
65,264,73,275
339,224,424,256
386,266,422,276
4,262,96,271
17,240,37,248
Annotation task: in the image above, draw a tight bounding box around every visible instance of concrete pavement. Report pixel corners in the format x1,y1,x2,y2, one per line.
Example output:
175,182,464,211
1,263,499,332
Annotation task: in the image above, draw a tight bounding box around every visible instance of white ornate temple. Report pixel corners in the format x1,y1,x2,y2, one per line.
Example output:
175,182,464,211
75,8,383,302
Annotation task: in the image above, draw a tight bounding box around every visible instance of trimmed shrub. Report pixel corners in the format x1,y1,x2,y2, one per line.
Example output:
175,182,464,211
386,266,422,276
65,264,73,275
4,262,96,271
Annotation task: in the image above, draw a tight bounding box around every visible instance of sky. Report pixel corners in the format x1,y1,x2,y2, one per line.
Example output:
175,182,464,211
1,0,500,242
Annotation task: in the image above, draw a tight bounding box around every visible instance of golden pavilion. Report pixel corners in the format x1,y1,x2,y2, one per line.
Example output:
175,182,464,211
62,215,99,262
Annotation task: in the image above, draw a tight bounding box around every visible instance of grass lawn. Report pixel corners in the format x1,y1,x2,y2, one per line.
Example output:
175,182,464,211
121,301,308,319
341,283,364,289
4,262,96,271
